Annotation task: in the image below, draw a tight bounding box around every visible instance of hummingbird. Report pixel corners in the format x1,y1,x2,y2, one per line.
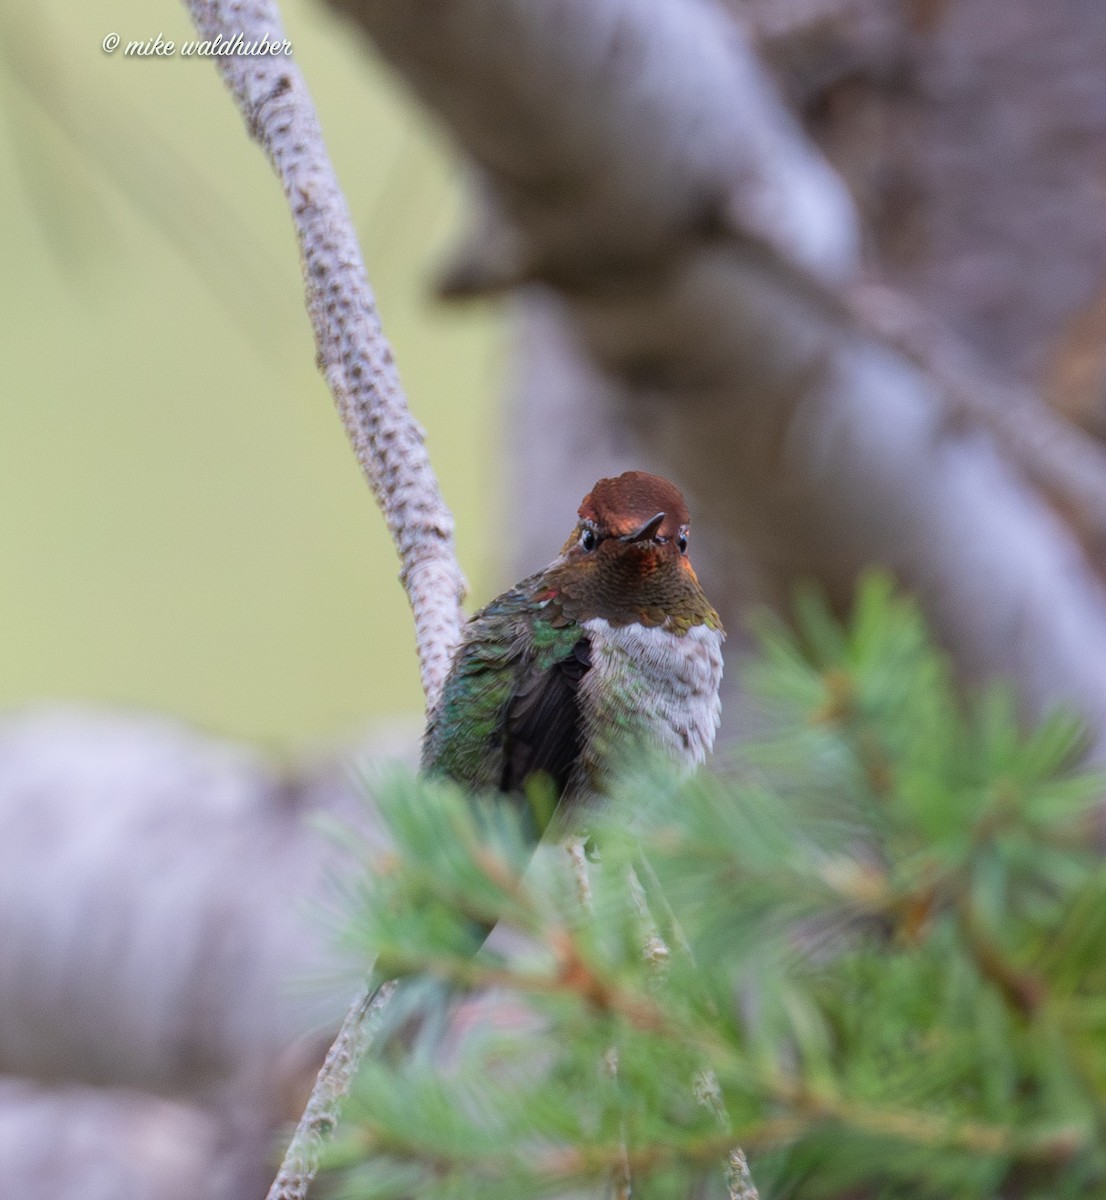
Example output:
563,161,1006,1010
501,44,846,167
422,471,724,822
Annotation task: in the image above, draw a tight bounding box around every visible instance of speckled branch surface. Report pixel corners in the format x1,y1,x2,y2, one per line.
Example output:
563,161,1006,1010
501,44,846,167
181,2,465,1197
265,979,397,1200
183,0,465,712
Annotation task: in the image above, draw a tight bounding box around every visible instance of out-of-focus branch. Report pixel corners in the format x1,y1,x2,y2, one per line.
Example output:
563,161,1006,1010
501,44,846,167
0,708,365,1092
0,706,419,1196
0,1079,260,1200
183,0,465,710
329,0,1106,752
334,0,858,291
850,283,1106,567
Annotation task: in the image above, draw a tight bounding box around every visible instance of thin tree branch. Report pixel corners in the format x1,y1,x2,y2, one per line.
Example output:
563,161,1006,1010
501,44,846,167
182,0,466,710
265,980,397,1200
180,3,468,1197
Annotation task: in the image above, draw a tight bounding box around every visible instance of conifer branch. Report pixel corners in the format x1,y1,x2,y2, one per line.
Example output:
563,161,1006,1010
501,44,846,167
356,1094,1076,1179
335,583,1103,1198
956,897,1045,1017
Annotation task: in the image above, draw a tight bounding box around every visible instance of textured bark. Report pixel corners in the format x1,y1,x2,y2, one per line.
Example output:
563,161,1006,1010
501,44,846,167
172,2,476,1195
264,980,396,1200
330,0,1106,750
183,0,466,710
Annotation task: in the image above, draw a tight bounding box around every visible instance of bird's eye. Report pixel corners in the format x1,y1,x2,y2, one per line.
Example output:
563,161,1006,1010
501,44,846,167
580,527,597,551
677,532,688,554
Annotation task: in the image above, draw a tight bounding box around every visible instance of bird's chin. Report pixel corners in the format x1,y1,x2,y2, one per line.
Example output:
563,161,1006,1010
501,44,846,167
621,544,671,578
630,541,673,562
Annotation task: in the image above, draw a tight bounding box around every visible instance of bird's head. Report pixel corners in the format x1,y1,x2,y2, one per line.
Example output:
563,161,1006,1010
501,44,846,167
564,470,692,561
543,471,714,630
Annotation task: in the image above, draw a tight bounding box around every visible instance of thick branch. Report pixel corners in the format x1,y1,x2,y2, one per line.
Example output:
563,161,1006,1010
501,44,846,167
0,708,362,1093
850,284,1106,568
333,0,858,291
330,0,1106,750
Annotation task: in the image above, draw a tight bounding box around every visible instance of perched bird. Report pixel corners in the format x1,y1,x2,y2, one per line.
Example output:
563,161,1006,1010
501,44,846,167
422,471,724,824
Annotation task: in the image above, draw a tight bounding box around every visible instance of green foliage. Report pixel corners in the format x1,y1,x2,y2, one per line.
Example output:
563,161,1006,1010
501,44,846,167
331,574,1106,1199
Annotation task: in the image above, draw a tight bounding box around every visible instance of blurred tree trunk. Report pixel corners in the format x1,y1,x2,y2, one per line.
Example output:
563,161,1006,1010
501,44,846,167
747,0,1106,418
330,0,1106,748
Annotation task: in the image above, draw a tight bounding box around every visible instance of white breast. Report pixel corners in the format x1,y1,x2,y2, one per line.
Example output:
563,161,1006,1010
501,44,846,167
577,618,724,785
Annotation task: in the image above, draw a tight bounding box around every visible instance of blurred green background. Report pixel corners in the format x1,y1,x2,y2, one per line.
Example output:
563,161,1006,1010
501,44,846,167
0,0,500,745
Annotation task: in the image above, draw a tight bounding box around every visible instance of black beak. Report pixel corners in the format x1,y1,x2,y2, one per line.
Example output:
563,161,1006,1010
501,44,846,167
620,512,666,544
